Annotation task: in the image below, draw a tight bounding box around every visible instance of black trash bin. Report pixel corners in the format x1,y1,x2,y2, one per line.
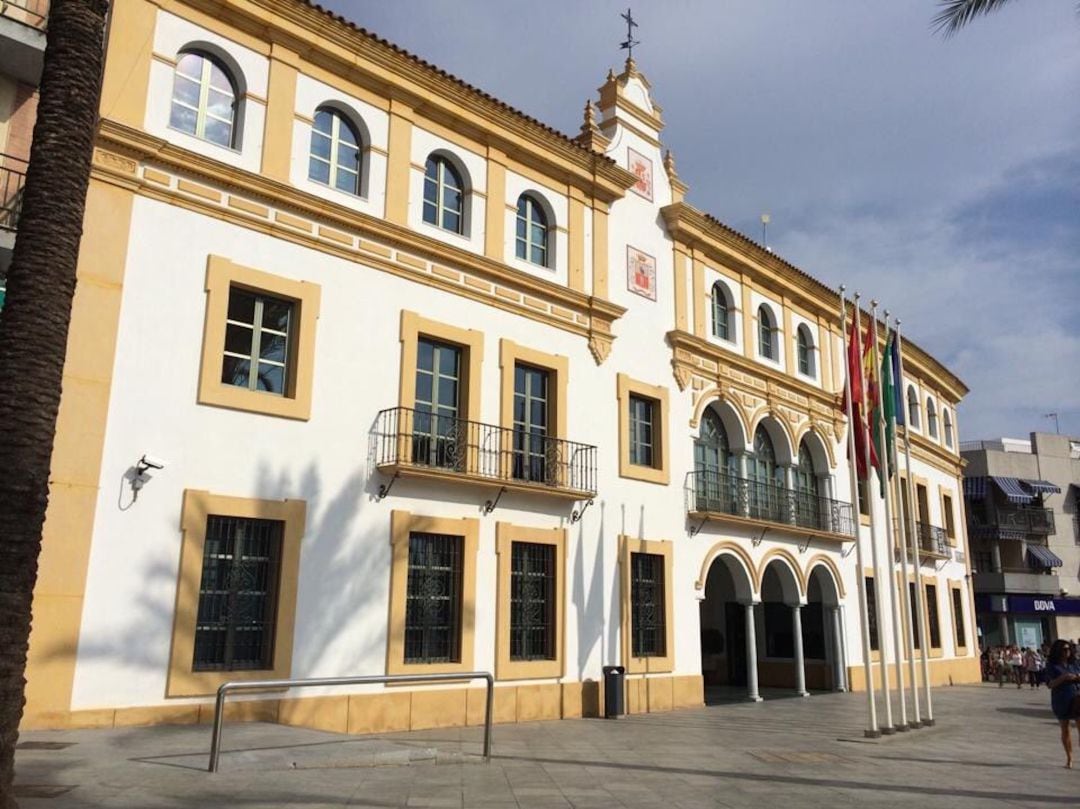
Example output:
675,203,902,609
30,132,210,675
602,665,625,718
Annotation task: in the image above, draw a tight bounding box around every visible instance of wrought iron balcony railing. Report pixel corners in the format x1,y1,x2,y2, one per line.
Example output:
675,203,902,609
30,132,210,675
0,155,27,232
373,406,597,497
685,469,856,538
1,0,49,30
967,506,1055,538
915,521,949,557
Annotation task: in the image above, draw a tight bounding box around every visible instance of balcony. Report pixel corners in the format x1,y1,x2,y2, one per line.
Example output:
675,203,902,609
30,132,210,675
0,0,48,83
373,406,597,500
685,469,856,542
0,155,26,276
973,570,1060,597
967,505,1056,540
915,521,950,557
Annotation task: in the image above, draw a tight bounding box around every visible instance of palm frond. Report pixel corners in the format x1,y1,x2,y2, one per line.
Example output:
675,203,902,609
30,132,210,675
932,0,1021,37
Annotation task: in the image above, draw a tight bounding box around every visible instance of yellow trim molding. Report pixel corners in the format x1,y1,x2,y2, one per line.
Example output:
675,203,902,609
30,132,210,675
616,373,670,485
494,523,567,680
198,255,321,420
167,490,307,697
22,179,137,727
386,511,479,676
619,535,674,674
694,541,758,593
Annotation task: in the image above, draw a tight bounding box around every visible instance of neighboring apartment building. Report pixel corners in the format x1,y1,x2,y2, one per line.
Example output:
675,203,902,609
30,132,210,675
0,0,45,307
21,0,978,733
963,433,1080,647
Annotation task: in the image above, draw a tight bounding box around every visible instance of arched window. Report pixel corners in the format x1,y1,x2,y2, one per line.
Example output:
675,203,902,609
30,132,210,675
795,439,822,529
711,282,731,341
927,398,938,439
169,50,238,148
758,305,775,360
795,440,819,497
423,155,464,234
797,324,815,377
694,409,737,512
907,385,921,430
748,425,783,487
309,107,362,195
515,194,549,267
943,408,953,448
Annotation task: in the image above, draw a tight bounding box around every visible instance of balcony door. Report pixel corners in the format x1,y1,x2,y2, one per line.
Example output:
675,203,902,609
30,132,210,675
694,410,734,513
414,337,464,470
747,426,783,521
794,441,822,529
513,363,551,484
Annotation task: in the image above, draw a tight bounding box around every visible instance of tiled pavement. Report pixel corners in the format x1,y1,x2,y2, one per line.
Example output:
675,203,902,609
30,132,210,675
13,683,1079,808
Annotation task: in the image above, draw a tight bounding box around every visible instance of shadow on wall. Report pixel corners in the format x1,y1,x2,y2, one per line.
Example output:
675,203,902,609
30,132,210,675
35,458,386,709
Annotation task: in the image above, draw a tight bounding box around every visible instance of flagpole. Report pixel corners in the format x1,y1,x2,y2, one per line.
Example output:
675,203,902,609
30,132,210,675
875,311,907,731
888,318,922,728
840,287,879,738
896,319,934,725
861,300,895,734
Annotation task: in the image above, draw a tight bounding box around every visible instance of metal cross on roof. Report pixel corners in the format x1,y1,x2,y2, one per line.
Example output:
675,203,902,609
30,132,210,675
620,8,640,59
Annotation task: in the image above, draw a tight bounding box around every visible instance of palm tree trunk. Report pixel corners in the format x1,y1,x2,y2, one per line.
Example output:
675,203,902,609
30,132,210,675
0,1,110,806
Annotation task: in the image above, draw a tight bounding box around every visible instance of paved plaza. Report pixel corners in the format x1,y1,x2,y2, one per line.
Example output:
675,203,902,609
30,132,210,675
13,683,1079,808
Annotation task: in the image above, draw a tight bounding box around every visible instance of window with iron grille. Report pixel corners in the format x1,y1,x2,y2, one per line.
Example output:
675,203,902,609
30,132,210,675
926,584,941,648
952,587,966,648
193,515,283,672
222,286,293,395
865,576,879,651
510,542,555,660
628,394,655,467
404,532,463,664
630,552,665,657
909,581,921,649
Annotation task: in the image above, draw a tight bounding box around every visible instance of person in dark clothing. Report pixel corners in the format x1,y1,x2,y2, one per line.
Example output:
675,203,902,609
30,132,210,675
1045,639,1080,768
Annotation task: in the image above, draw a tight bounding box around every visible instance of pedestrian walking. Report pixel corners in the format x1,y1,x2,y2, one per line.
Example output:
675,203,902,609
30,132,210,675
1009,645,1025,689
1025,646,1043,689
1045,640,1080,769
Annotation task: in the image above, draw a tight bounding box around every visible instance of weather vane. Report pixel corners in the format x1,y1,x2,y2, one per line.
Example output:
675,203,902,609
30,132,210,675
620,8,640,59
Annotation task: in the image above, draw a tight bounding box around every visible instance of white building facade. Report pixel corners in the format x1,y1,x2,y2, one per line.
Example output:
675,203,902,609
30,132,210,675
22,0,979,733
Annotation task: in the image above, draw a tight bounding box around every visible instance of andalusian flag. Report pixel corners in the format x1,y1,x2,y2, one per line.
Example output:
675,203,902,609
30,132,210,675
874,332,898,496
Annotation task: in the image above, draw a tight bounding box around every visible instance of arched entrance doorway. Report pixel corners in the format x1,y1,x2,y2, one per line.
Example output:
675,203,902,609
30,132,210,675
807,562,846,691
758,556,809,696
698,550,758,703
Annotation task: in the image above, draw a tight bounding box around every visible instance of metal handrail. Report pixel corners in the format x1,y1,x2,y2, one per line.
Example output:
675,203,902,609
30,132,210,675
208,671,495,773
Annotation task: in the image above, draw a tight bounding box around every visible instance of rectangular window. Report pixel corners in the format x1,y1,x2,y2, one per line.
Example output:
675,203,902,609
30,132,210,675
916,483,930,524
909,581,921,649
193,515,283,672
857,479,870,517
512,363,550,484
943,494,956,539
221,287,294,395
865,576,879,651
510,542,555,661
628,395,655,467
926,584,941,648
404,532,463,664
630,552,665,657
413,338,463,470
952,587,966,648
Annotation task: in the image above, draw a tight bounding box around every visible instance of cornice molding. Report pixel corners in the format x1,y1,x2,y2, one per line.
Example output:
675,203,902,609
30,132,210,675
167,0,639,201
94,121,626,360
662,202,968,402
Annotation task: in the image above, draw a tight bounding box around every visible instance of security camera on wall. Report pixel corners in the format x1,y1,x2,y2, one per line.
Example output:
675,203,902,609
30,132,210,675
137,454,167,473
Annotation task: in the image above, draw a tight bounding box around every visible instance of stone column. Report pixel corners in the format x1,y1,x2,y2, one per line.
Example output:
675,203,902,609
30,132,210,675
991,541,1002,573
782,464,796,524
831,606,847,692
738,452,751,517
793,604,810,697
745,602,762,702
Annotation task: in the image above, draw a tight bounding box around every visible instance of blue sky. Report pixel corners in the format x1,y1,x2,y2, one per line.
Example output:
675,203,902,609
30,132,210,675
324,0,1080,440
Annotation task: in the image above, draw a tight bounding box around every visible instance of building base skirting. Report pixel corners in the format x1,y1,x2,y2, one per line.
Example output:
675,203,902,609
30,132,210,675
20,675,705,733
845,656,980,693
